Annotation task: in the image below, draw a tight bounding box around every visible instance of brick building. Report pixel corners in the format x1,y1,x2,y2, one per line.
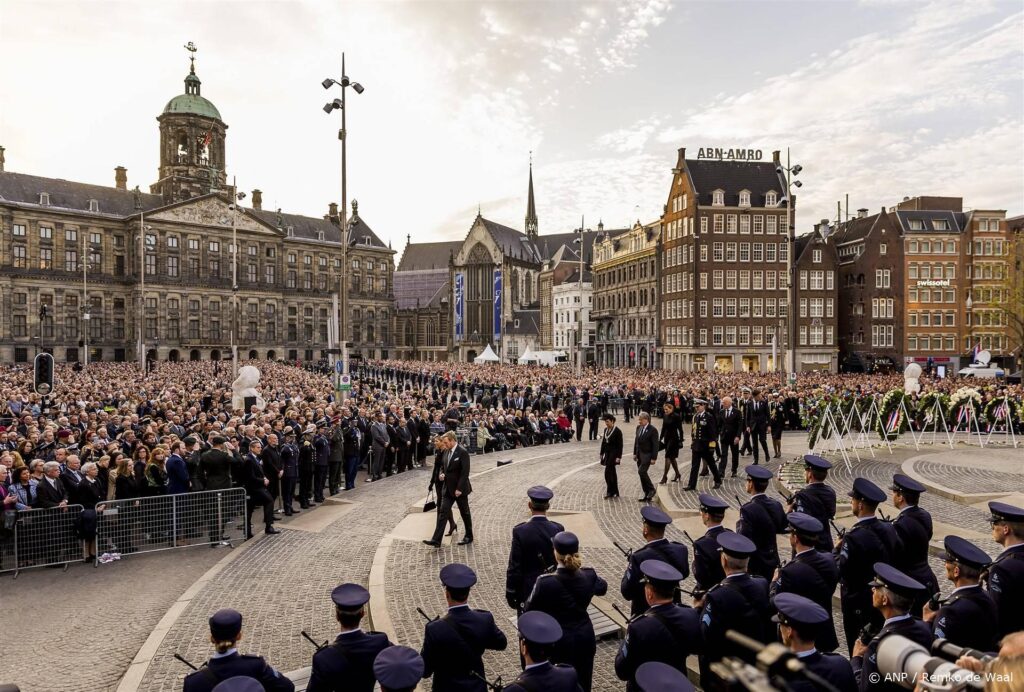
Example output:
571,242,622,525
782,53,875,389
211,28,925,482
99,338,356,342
793,226,840,371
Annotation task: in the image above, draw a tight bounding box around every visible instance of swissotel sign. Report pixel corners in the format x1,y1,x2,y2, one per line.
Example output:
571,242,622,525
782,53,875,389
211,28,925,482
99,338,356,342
696,148,764,161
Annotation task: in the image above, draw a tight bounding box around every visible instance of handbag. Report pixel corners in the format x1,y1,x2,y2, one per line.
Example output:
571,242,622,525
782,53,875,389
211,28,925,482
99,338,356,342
422,488,437,513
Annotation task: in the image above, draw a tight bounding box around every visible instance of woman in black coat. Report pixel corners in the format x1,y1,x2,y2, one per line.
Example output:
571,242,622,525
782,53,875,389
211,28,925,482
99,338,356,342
77,462,107,561
599,414,623,499
524,532,608,692
113,456,139,554
658,403,684,484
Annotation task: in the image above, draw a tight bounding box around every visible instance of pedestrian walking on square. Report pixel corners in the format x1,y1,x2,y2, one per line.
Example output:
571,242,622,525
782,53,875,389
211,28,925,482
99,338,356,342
424,431,474,547
658,402,683,484
632,412,658,502
599,414,622,499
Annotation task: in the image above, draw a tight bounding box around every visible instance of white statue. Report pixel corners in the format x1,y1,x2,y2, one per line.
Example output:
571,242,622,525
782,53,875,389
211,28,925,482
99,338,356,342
231,365,267,412
904,363,922,395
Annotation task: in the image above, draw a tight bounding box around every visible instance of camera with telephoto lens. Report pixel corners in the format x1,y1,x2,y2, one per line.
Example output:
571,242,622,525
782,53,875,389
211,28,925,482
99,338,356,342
877,635,984,691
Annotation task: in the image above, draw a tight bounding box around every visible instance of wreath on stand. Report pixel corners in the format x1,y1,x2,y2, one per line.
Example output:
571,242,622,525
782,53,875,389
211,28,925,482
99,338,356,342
916,391,950,431
947,387,982,429
984,397,1020,428
876,389,911,441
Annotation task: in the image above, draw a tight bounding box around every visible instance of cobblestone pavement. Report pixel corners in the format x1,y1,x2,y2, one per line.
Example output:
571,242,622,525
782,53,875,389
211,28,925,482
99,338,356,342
1,548,223,692
8,428,1020,692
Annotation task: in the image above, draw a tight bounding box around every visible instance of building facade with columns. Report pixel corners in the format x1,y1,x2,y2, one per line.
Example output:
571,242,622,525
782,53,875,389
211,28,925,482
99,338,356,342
0,52,394,365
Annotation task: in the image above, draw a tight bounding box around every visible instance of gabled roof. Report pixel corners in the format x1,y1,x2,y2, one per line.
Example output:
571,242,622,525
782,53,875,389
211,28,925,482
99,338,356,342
833,214,881,245
398,240,462,271
894,210,966,234
252,208,341,243
394,270,448,310
0,171,164,216
480,217,540,262
507,309,540,335
685,160,785,207
539,231,599,264
556,269,592,286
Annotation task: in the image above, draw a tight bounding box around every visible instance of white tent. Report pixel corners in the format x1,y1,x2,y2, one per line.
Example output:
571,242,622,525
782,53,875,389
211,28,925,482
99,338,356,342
474,344,501,363
517,347,536,364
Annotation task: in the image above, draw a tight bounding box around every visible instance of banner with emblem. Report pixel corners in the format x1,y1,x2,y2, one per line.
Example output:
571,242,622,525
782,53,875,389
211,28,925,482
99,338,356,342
493,268,502,340
454,271,465,342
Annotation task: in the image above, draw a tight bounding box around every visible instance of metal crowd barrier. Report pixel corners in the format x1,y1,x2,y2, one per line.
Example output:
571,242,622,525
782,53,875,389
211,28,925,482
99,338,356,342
455,427,476,452
94,488,248,564
0,504,85,577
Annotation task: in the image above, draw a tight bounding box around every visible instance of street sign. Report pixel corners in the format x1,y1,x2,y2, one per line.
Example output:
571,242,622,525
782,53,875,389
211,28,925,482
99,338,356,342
339,374,352,391
788,373,797,385
335,361,344,374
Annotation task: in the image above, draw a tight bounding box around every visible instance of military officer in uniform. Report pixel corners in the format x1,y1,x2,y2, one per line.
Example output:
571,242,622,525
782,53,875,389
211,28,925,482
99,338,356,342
984,501,1024,639
923,535,997,653
836,478,900,655
307,583,393,692
506,486,565,612
770,512,840,652
696,533,772,687
851,563,933,692
788,454,836,550
693,493,731,592
737,465,787,581
615,560,702,691
683,399,722,490
890,473,938,616
420,564,508,692
298,424,317,508
279,430,300,516
738,387,753,456
374,646,424,692
503,611,582,692
621,505,690,616
525,532,607,692
772,593,855,692
183,609,294,692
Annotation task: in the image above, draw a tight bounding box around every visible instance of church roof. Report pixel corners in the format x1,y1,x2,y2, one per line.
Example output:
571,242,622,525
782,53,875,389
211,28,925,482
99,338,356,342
397,240,462,271
163,93,222,121
0,171,164,216
480,217,541,262
394,270,448,310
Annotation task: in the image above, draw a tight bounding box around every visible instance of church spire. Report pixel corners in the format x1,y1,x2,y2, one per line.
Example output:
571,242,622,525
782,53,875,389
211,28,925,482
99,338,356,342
525,151,538,241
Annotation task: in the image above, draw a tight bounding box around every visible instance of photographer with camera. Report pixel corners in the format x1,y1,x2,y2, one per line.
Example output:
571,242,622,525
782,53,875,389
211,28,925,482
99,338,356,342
923,535,998,653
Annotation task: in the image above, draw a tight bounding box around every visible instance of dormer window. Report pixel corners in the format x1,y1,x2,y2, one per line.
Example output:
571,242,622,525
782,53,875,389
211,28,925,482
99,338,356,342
317,231,324,242
39,192,50,206
933,219,949,230
712,190,725,206
765,191,777,207
909,219,924,231
286,226,294,237
739,190,751,208
88,199,99,213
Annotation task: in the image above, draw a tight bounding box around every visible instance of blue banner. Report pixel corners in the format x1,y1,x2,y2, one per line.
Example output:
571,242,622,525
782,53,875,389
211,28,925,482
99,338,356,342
454,271,465,342
493,268,502,341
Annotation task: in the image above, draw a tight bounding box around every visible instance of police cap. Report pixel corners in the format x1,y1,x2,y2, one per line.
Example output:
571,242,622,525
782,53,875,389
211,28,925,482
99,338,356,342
938,535,991,570
869,562,925,596
640,505,673,526
786,512,823,537
209,608,243,640
745,464,773,482
552,531,579,555
699,493,729,514
848,477,886,504
639,559,683,584
891,473,926,495
212,677,264,692
440,563,477,590
373,646,425,690
331,583,370,611
803,454,832,471
717,532,756,557
527,486,554,502
517,611,562,645
772,592,830,628
988,501,1024,523
635,661,694,692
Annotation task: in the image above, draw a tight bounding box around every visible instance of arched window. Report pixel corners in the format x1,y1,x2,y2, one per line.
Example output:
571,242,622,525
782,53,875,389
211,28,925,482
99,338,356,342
404,321,414,346
739,190,751,207
176,132,189,163
765,191,777,207
426,320,436,346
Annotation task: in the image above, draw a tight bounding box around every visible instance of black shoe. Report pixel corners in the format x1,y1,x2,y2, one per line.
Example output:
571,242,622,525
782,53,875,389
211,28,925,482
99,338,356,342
699,471,709,477
446,524,458,536
422,540,441,547
659,478,667,485
712,481,722,489
730,472,737,477
457,537,474,546
604,494,613,499
682,485,696,491
672,476,681,482
637,496,648,501
265,527,281,535
244,533,254,540
284,511,294,516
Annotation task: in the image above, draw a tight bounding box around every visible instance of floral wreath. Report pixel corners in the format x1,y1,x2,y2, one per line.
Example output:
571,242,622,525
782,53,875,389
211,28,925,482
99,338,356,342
916,391,951,431
947,387,982,429
876,389,911,441
983,397,1019,427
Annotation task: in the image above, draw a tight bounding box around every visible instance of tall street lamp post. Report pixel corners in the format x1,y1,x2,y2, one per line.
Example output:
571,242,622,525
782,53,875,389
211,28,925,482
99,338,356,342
228,178,246,380
777,149,803,381
323,53,364,403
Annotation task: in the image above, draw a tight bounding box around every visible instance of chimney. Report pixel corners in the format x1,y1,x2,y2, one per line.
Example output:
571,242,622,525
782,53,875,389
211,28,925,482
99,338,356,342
251,189,262,211
114,166,127,190
857,208,868,219
772,150,781,164
328,202,338,219
0,145,5,172
674,147,686,170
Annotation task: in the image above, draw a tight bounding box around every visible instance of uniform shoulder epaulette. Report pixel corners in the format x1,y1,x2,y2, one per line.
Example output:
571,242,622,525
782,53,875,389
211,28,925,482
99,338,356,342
553,663,574,669
706,583,724,595
513,521,527,529
536,572,555,580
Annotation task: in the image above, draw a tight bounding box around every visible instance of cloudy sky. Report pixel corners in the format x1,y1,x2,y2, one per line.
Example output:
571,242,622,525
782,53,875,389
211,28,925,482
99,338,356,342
2,0,1021,248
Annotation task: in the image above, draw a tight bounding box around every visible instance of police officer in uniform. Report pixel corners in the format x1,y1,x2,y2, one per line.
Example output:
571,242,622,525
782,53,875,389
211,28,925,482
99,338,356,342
183,609,294,692
693,493,731,592
506,486,565,612
298,424,317,508
890,473,938,616
850,564,933,692
984,501,1024,640
634,662,694,692
835,478,900,655
525,532,607,692
737,465,787,581
923,535,998,653
770,513,840,652
373,646,424,692
279,430,299,515
772,593,855,692
421,564,508,692
307,583,393,692
697,533,772,688
503,611,582,692
683,399,722,490
621,506,690,617
788,454,836,550
615,560,702,692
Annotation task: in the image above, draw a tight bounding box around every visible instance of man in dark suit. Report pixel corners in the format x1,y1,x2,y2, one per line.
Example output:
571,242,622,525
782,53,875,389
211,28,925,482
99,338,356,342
421,563,508,691
744,389,770,464
369,413,390,482
307,584,392,692
262,433,283,511
572,399,587,442
329,418,346,495
58,455,84,501
166,444,191,496
620,506,690,616
717,396,742,477
599,414,623,499
424,432,474,546
632,412,658,502
587,399,601,441
243,440,279,539
200,436,239,543
737,465,787,581
774,593,856,692
506,486,565,612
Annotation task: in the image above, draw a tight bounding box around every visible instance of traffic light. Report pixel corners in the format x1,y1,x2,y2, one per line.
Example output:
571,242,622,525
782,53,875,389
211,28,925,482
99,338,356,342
34,353,54,396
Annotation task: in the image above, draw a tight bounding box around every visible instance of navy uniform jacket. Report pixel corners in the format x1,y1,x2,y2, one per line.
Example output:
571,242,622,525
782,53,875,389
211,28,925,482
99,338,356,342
852,616,933,692
691,411,718,449
280,443,298,478
615,603,702,691
693,526,731,591
183,651,294,692
313,434,331,467
737,495,787,580
621,538,691,617
526,568,608,630
770,548,840,652
836,518,900,605
790,482,837,550
306,629,392,692
421,605,508,692
985,543,1024,639
506,515,565,609
504,662,582,692
700,574,772,666
891,506,939,602
787,651,856,692
931,584,999,653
